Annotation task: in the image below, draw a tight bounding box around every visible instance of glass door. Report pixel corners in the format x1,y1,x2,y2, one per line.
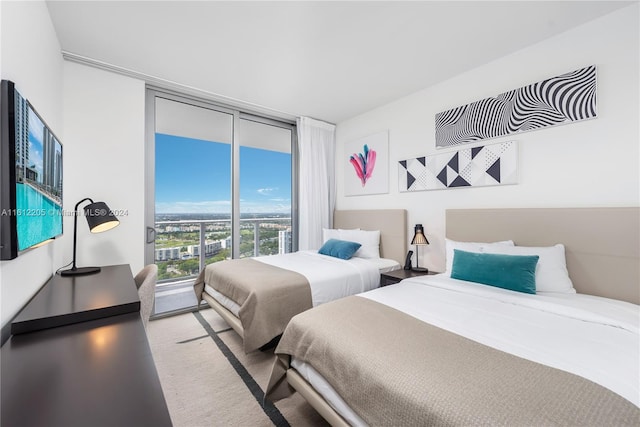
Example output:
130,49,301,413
238,117,294,258
146,93,234,315
145,89,298,317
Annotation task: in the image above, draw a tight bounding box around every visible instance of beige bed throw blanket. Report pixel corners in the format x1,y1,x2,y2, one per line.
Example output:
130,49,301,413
194,258,311,352
266,296,639,426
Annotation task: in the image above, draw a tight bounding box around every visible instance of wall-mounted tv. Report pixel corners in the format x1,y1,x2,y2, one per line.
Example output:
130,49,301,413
1,80,63,260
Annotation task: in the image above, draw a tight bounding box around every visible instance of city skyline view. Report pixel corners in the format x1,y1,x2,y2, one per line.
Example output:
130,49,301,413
155,133,292,215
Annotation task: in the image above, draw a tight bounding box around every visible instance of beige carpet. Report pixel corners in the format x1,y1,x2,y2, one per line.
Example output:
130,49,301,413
146,308,330,427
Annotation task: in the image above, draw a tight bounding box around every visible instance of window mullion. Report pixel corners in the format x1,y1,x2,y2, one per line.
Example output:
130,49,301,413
231,110,241,259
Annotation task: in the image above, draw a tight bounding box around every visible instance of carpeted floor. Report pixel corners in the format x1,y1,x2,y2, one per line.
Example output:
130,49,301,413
146,308,330,427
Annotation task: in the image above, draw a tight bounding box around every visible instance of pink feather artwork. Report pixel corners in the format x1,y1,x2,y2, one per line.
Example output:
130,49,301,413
349,144,377,187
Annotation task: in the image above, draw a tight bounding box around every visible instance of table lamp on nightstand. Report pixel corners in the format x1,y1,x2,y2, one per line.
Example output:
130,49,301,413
410,223,429,272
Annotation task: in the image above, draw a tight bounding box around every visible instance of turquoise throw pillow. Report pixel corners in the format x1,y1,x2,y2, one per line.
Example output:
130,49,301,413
451,249,539,294
318,239,362,260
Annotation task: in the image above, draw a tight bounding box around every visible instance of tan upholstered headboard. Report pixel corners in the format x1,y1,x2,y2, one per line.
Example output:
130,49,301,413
446,208,639,304
334,209,407,265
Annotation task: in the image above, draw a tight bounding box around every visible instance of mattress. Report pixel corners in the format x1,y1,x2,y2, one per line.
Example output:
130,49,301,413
291,274,639,424
203,250,399,315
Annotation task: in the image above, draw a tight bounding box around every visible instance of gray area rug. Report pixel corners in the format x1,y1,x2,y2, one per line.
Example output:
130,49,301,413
147,308,329,427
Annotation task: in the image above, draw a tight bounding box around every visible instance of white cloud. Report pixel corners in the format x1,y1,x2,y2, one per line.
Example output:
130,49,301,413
257,187,277,196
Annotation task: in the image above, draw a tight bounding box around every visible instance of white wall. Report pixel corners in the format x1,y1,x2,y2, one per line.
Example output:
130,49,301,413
62,62,146,277
0,3,146,328
335,4,639,272
0,1,65,327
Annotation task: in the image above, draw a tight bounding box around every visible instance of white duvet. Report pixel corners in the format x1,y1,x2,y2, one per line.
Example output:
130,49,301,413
204,250,391,315
294,274,640,425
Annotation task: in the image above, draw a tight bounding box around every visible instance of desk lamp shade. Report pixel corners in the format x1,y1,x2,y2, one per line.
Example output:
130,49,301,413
85,202,119,233
410,223,429,272
60,198,120,277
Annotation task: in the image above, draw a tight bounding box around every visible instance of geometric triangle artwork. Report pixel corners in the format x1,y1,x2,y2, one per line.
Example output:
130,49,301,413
450,175,470,187
447,152,459,172
399,157,431,191
446,166,458,186
407,171,416,188
486,158,501,182
398,140,517,192
436,167,447,186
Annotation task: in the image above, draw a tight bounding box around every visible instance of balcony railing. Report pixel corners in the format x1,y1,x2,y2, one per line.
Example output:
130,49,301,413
152,217,292,315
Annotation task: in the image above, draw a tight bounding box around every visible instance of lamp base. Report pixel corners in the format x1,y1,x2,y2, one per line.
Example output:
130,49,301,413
412,267,429,273
60,266,101,277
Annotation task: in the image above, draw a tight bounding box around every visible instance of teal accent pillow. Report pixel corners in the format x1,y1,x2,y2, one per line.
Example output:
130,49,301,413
318,239,362,260
451,249,539,294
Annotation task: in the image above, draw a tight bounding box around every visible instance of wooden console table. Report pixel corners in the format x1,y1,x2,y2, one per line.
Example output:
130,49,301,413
1,264,172,427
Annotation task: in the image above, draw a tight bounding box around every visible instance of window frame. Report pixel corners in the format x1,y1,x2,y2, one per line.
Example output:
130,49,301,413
144,87,298,268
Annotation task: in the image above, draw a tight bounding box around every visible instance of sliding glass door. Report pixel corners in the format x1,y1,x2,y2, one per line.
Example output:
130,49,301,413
145,89,296,316
238,117,294,258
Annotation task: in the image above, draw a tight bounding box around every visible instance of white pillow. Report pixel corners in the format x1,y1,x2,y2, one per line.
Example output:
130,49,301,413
340,229,381,259
322,228,340,243
445,238,514,274
322,228,360,244
483,244,575,294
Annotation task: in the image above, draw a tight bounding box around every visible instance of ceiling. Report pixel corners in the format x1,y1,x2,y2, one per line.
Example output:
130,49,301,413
46,1,631,124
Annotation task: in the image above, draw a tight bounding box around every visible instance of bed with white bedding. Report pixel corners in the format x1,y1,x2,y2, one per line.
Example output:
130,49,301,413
204,251,398,317
194,209,406,352
271,276,639,425
265,207,640,425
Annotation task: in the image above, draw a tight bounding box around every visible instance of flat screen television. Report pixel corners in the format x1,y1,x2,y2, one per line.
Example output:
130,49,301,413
1,80,63,260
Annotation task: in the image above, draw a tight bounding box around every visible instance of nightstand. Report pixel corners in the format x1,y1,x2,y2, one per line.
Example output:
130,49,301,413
380,269,439,286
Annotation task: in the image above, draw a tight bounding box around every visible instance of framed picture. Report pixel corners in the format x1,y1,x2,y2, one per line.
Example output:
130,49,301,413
399,140,518,191
344,131,389,196
435,65,597,147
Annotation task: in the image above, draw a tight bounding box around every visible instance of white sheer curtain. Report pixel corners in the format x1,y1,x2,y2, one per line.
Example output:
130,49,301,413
297,116,336,250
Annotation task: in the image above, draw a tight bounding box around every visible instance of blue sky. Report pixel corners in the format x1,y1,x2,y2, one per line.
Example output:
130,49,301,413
155,133,291,214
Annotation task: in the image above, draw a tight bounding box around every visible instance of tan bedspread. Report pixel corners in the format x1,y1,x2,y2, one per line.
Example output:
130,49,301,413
266,296,640,426
193,258,312,352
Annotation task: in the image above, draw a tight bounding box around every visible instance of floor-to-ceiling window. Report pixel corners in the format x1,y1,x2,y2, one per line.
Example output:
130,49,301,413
145,89,297,316
238,117,294,257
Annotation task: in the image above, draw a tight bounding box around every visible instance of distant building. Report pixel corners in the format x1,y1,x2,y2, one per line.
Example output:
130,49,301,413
262,222,288,229
42,127,57,193
155,247,180,261
187,241,222,257
278,230,292,254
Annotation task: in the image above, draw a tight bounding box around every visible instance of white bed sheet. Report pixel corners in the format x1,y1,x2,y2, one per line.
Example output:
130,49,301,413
203,251,397,315
293,274,640,425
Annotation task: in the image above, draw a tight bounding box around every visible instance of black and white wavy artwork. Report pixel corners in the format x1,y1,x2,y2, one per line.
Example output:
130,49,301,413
435,65,597,147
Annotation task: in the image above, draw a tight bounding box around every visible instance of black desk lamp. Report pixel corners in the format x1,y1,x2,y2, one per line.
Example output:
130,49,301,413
410,223,429,272
60,198,120,276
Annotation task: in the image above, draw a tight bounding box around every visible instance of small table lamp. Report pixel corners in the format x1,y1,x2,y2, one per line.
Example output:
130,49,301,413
60,198,120,276
410,223,429,272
